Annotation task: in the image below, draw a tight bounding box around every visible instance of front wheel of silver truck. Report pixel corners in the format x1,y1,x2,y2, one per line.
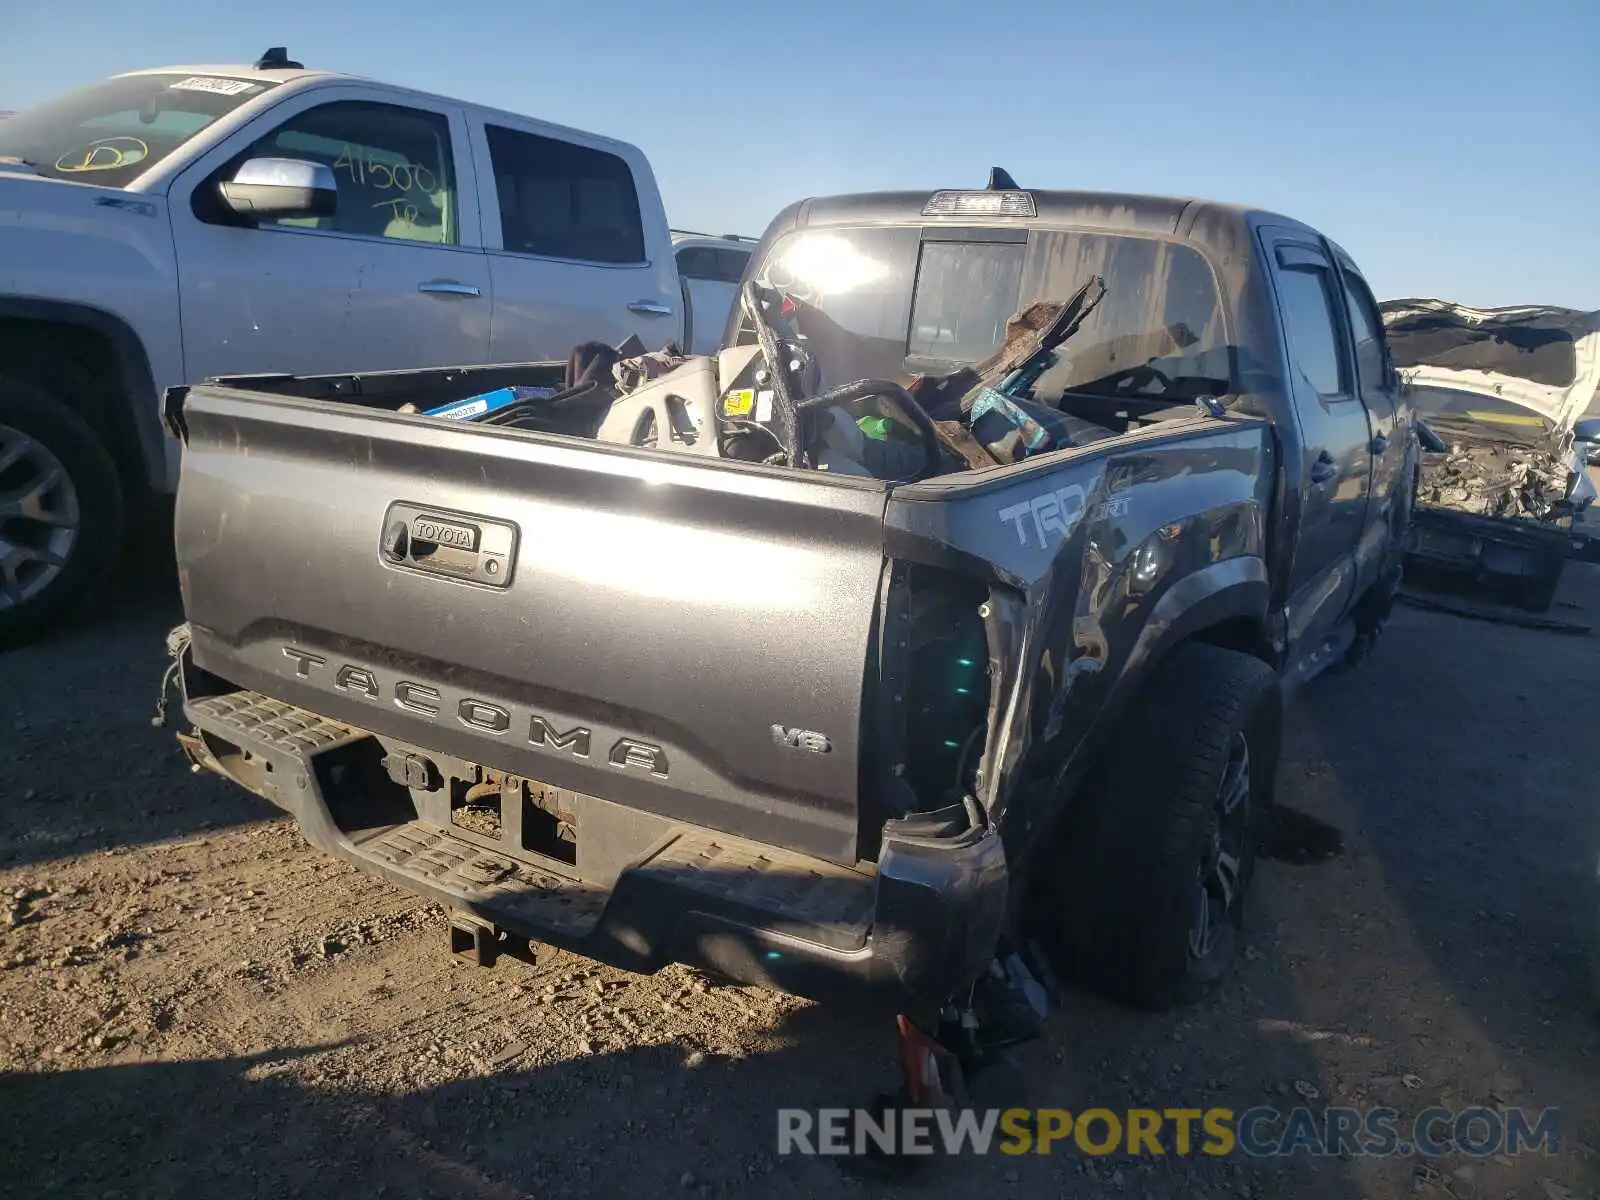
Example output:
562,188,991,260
0,378,124,650
1041,641,1281,1012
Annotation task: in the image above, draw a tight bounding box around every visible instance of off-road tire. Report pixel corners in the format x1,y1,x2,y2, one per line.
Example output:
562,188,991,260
1043,642,1281,1011
0,378,124,650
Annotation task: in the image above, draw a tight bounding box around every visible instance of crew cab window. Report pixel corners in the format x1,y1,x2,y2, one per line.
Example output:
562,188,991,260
1342,276,1387,392
1276,267,1347,396
486,125,645,264
676,245,750,284
243,101,457,244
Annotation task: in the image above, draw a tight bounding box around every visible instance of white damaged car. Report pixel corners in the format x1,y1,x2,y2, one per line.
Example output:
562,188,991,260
1381,298,1600,612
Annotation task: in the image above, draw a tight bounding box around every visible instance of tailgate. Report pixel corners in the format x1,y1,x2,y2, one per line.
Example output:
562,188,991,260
173,386,890,864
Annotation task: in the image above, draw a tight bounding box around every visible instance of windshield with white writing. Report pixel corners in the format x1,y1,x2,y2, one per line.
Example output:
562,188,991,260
749,226,1231,399
0,74,278,188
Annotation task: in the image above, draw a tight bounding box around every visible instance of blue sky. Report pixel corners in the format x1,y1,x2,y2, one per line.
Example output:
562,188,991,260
2,0,1594,308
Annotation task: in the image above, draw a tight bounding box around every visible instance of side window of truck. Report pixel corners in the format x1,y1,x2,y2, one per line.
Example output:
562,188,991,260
1340,276,1388,392
677,246,749,284
243,101,458,244
1274,261,1348,397
484,124,645,265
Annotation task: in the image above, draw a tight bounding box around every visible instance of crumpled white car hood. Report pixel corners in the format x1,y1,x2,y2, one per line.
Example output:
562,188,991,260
1384,298,1600,434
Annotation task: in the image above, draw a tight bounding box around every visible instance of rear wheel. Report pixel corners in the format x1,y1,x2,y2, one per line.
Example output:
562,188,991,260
1040,642,1281,1011
0,379,124,649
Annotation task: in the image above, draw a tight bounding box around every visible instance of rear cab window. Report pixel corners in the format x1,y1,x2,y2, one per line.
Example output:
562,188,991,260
908,238,1027,365
745,224,1231,401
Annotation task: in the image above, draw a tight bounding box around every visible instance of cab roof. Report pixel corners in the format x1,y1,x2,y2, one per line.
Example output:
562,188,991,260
114,63,364,87
110,61,647,161
787,188,1318,244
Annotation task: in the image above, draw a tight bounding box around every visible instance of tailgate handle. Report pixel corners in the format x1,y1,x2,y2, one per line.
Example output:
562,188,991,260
381,503,518,588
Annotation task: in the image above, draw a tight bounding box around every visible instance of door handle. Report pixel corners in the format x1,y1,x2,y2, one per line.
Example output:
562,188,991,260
628,299,674,317
418,280,481,297
1309,451,1339,484
1370,433,1389,455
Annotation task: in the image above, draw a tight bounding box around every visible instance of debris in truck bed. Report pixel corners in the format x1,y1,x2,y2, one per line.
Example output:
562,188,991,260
613,345,689,394
1418,438,1574,522
422,384,559,422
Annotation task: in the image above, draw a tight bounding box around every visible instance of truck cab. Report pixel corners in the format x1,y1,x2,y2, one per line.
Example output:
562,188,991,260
727,188,1416,659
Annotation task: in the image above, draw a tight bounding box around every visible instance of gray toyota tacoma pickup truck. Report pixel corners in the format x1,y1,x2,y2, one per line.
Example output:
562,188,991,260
162,177,1418,1100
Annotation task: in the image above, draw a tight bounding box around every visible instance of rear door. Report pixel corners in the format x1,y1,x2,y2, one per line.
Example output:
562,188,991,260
1261,229,1373,643
1333,254,1407,594
470,114,681,358
169,88,493,381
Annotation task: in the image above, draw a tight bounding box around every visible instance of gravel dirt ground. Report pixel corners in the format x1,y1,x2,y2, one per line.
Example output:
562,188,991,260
2,519,1597,1200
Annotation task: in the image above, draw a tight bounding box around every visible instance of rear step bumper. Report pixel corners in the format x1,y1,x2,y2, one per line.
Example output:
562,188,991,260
180,675,1008,1007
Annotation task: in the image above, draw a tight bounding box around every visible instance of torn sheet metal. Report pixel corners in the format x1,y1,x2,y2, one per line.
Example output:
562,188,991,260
1418,437,1576,523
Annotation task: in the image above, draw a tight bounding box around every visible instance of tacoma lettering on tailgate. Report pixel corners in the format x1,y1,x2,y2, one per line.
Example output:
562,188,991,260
279,646,669,776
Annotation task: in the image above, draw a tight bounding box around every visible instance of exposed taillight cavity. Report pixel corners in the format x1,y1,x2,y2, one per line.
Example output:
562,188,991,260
902,565,991,811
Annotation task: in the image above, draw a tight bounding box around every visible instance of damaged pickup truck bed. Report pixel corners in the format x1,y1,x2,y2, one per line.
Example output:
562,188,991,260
164,181,1420,1077
1382,299,1600,611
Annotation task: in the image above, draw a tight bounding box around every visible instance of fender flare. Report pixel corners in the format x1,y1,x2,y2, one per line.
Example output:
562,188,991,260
1023,556,1274,846
1118,556,1274,693
0,297,166,492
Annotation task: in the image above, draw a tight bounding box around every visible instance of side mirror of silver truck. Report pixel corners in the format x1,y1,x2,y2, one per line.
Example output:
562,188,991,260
219,157,338,221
